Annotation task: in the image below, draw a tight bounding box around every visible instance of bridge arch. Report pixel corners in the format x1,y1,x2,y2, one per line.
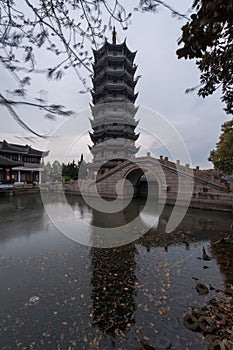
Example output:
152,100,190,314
121,162,166,199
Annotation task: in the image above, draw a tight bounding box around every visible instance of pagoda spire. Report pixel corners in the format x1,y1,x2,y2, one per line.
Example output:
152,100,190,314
89,33,139,171
112,26,116,44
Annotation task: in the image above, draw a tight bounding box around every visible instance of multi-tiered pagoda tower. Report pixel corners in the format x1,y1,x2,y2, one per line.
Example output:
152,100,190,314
89,28,139,172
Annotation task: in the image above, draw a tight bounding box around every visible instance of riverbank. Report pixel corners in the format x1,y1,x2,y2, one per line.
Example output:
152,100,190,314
0,183,40,196
0,181,232,213
45,182,233,213
182,235,233,350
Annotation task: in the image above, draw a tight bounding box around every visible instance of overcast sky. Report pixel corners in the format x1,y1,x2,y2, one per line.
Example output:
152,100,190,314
0,0,227,168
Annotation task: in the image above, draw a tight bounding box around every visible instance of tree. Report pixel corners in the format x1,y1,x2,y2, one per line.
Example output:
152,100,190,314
62,155,88,180
1,0,232,138
176,0,233,115
62,160,79,180
208,119,233,175
42,161,52,182
51,160,62,181
0,0,131,137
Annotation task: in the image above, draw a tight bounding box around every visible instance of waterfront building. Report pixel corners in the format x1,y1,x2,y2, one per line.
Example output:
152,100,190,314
89,28,139,173
0,140,48,184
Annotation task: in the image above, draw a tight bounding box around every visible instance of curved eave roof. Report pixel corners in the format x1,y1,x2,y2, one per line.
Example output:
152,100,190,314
93,60,137,73
90,102,139,113
0,140,46,156
93,39,137,58
42,151,49,157
92,95,138,105
93,76,137,88
92,87,137,99
0,155,23,167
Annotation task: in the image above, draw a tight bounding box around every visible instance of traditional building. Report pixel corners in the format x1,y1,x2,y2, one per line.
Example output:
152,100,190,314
0,140,48,184
89,28,139,172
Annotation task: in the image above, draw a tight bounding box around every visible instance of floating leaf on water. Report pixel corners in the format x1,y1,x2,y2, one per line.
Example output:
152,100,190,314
28,296,40,305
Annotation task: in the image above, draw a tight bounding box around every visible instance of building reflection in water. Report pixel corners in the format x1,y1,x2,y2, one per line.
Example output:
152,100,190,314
0,195,46,243
52,194,233,340
90,243,137,337
88,198,160,248
88,203,140,336
88,199,161,336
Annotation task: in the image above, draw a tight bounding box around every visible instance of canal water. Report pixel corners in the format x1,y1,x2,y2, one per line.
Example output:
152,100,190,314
0,194,232,349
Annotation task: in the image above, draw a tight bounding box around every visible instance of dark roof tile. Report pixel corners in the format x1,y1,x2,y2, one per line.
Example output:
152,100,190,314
0,155,23,167
0,140,46,156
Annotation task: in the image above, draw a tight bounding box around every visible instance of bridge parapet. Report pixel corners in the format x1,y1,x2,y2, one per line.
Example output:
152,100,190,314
85,156,227,202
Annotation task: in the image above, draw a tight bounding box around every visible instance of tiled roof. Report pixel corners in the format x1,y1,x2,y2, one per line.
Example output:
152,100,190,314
0,155,23,167
0,140,47,156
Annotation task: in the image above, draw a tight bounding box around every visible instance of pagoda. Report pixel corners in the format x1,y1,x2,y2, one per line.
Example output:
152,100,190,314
89,28,139,172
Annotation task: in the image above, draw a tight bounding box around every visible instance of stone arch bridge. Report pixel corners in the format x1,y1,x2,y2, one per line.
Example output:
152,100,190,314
85,156,229,209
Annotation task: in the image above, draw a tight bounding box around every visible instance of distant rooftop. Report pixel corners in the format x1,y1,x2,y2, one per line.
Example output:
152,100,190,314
0,140,48,157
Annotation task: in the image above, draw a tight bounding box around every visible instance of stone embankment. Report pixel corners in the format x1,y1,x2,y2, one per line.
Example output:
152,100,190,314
0,183,40,196
44,179,233,213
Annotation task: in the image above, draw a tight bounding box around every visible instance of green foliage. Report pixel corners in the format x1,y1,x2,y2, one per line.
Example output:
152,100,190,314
177,0,233,114
208,119,233,174
62,160,79,180
62,175,71,183
62,154,88,180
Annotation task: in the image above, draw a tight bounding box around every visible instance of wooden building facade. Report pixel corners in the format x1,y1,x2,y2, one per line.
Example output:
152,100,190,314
0,140,48,184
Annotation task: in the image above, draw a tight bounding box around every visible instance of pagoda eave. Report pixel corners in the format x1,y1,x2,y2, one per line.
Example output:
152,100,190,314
89,32,140,167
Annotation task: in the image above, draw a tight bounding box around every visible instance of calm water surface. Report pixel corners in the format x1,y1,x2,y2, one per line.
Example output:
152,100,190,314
0,194,232,349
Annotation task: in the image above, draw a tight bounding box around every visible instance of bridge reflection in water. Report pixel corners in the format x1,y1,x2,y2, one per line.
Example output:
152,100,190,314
0,194,232,349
